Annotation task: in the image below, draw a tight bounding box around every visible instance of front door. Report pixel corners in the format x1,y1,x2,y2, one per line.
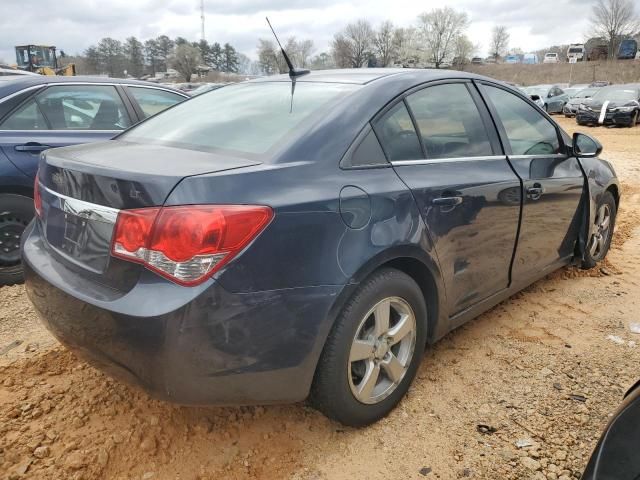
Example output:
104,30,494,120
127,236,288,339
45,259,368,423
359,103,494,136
376,82,522,316
479,83,584,280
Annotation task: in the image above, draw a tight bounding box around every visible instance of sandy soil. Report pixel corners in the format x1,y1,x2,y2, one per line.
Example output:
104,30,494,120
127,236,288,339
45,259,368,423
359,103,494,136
1,118,639,480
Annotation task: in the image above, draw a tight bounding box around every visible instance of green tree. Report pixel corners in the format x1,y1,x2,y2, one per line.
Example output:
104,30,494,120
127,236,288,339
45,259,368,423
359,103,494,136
144,39,161,75
84,46,101,74
222,43,239,73
124,36,145,77
195,39,211,65
174,37,189,47
97,37,125,77
210,42,223,70
155,35,175,71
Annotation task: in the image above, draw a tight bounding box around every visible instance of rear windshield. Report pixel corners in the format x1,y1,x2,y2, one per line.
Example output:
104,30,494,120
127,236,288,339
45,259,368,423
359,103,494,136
121,82,358,156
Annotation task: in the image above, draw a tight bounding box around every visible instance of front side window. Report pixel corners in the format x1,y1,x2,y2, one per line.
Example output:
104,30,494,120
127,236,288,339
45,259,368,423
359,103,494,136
122,82,358,156
373,102,423,161
406,83,493,159
1,85,131,131
128,87,185,118
482,85,561,156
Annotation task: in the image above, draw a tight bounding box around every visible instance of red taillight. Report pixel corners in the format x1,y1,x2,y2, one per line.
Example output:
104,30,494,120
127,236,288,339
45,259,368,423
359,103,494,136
111,205,273,286
33,172,42,217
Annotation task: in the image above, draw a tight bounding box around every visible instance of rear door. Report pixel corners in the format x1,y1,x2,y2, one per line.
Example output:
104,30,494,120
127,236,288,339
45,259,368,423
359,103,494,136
0,84,132,179
379,81,522,316
479,82,584,280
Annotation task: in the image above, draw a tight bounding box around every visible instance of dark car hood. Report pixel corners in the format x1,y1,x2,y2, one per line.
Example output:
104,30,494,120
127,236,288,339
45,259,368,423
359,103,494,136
582,99,639,110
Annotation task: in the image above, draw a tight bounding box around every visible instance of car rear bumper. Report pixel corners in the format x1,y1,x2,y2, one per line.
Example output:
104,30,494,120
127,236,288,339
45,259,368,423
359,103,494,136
576,110,635,126
22,221,344,405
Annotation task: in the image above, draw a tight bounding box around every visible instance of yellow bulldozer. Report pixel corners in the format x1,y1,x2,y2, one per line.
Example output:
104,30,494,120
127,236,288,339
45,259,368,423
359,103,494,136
14,45,76,76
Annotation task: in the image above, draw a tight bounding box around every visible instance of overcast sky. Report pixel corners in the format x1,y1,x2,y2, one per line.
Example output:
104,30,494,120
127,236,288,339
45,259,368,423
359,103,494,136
1,0,598,63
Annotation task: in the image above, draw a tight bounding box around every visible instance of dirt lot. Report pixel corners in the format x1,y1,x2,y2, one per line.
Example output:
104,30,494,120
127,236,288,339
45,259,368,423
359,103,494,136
1,118,639,480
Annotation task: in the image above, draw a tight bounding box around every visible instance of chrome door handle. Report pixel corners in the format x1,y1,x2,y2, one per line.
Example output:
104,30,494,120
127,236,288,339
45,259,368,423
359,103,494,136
15,143,50,153
432,196,463,207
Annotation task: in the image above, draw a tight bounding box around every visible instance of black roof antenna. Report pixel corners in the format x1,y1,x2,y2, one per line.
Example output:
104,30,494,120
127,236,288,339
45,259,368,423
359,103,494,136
266,17,310,112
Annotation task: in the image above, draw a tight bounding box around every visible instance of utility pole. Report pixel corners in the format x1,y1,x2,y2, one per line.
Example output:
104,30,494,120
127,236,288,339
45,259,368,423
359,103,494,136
200,0,205,41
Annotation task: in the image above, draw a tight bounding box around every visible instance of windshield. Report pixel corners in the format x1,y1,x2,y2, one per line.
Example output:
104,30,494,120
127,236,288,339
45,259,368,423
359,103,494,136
524,87,548,97
573,88,598,98
568,48,583,53
122,82,359,156
15,46,56,69
592,87,639,102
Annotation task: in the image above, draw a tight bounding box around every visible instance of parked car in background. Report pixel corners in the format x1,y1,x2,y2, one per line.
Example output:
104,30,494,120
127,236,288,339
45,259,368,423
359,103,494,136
504,54,521,64
189,83,227,96
522,85,569,113
543,52,560,63
523,53,539,64
0,76,188,285
0,68,38,77
174,82,200,93
590,81,611,88
586,38,609,61
471,57,484,64
564,87,599,117
582,380,640,479
22,69,618,427
567,44,586,62
563,84,590,98
576,84,640,127
618,39,638,60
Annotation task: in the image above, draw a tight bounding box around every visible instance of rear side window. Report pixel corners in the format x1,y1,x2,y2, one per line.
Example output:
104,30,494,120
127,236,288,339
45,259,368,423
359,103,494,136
406,83,493,159
128,87,185,118
1,85,130,131
373,102,423,161
341,127,388,167
482,85,561,156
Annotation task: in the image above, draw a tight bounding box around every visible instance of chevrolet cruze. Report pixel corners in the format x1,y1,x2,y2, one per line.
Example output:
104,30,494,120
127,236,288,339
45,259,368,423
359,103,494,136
22,69,619,426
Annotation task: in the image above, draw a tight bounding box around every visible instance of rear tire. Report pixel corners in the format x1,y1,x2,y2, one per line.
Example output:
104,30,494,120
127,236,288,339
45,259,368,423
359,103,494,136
0,194,34,286
310,268,427,426
581,191,616,269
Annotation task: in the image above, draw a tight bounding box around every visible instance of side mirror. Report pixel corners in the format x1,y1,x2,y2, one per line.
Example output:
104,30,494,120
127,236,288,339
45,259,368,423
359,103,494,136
573,132,602,158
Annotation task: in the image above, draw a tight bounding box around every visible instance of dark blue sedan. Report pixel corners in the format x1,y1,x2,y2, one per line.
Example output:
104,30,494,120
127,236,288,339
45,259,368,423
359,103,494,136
22,69,619,426
0,76,188,285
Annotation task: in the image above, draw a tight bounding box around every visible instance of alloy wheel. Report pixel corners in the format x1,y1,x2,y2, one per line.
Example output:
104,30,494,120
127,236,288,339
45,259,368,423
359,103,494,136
588,204,612,259
348,297,417,405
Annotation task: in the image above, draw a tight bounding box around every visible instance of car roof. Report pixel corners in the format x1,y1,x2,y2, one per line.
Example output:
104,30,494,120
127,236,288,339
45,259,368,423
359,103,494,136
0,75,187,99
249,68,498,86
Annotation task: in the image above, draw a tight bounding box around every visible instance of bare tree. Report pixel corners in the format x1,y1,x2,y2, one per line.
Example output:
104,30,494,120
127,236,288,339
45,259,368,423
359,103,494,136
454,35,475,67
393,27,420,66
417,7,470,68
590,0,640,58
170,43,202,81
490,25,510,61
257,39,285,74
331,19,374,68
373,21,396,67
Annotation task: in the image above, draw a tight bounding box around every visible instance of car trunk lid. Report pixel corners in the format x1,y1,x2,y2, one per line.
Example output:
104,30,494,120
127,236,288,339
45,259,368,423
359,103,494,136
38,140,260,283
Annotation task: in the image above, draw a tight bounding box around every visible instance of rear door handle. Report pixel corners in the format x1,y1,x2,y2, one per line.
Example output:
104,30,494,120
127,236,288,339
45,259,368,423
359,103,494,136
526,184,544,200
15,143,50,153
432,196,463,207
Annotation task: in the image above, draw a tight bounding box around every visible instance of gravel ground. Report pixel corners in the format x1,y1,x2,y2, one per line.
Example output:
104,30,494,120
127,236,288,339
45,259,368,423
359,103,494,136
1,118,639,480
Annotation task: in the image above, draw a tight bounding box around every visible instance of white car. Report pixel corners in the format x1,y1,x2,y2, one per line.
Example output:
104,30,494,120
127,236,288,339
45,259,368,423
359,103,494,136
543,52,559,64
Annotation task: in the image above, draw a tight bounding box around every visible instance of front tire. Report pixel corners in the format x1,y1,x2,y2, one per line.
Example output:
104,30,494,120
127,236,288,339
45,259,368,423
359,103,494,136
310,268,427,426
0,194,34,286
581,191,616,269
629,111,638,127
